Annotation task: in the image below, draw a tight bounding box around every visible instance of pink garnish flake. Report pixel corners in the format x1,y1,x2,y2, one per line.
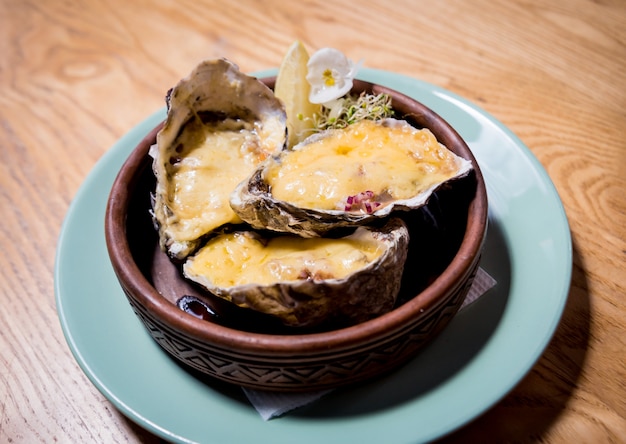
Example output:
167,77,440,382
342,190,382,214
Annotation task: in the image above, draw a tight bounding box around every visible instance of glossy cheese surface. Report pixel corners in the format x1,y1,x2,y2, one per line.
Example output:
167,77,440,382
185,230,385,287
166,118,276,241
265,119,463,211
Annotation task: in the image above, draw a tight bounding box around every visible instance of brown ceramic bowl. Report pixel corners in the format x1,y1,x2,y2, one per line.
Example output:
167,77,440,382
105,79,488,392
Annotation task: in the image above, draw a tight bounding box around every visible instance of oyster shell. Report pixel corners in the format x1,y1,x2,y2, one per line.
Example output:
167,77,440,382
151,59,287,260
183,217,409,328
230,118,472,237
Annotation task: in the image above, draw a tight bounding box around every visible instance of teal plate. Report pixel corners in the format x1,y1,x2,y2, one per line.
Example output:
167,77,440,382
55,69,571,444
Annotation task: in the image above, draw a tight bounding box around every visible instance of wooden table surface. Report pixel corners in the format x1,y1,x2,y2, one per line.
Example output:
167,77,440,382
1,0,625,442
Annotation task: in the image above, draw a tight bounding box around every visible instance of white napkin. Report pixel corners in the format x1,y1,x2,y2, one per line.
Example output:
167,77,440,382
244,267,496,420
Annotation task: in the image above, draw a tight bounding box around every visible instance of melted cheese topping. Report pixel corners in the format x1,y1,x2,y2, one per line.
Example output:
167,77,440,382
265,119,462,210
185,231,384,287
166,118,276,241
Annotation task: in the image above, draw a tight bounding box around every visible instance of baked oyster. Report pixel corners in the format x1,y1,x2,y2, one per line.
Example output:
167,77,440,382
151,59,287,260
183,218,409,328
230,118,472,237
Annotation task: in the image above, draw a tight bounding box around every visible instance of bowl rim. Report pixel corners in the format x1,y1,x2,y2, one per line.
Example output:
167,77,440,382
105,78,488,357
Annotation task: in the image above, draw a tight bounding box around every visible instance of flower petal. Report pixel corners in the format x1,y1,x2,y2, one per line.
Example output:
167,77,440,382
306,48,360,104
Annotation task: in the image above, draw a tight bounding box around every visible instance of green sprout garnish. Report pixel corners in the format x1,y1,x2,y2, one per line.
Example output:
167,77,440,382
313,92,394,132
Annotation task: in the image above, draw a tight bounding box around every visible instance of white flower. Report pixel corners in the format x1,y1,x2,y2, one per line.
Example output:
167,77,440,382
306,48,361,104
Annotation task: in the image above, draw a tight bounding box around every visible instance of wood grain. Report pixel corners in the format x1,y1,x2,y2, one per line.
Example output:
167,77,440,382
1,0,625,442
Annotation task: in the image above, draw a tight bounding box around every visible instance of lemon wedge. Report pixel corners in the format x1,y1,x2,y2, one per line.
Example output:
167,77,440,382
274,41,322,148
